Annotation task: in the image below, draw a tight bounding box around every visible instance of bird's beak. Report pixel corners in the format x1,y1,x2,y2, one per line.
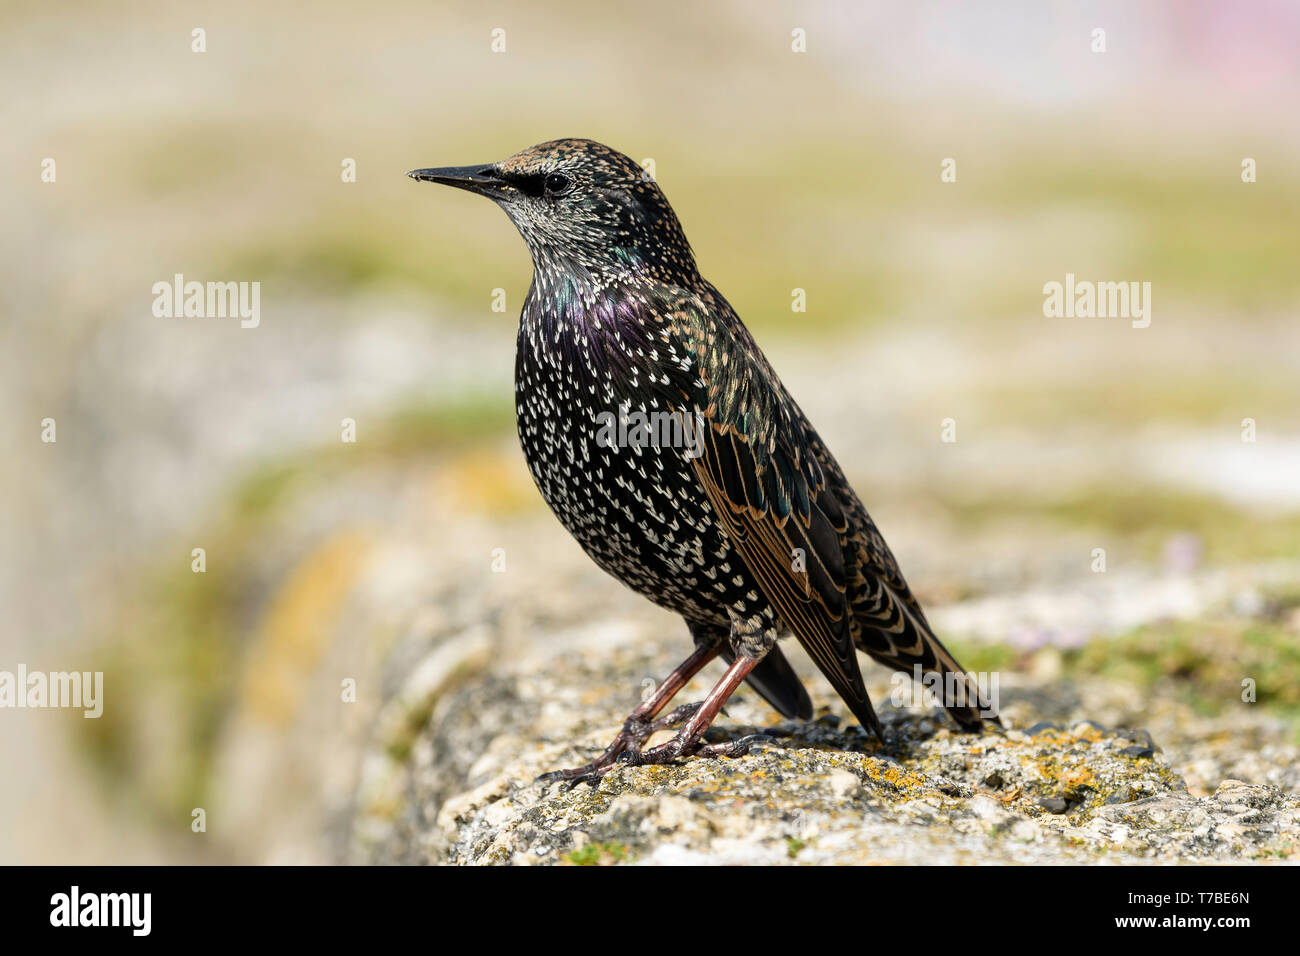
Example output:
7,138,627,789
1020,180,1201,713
406,163,511,198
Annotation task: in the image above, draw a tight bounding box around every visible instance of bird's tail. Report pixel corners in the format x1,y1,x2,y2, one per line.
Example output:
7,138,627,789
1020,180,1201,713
855,588,1000,731
722,643,814,721
915,630,1001,731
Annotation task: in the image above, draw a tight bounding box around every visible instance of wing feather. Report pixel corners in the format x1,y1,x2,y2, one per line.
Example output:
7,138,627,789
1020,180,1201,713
658,297,883,736
652,287,994,734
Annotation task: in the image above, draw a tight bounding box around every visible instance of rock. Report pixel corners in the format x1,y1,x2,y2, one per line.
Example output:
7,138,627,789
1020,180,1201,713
152,471,1295,866
343,618,1300,866
1118,745,1156,759
1116,728,1157,750
1038,796,1070,814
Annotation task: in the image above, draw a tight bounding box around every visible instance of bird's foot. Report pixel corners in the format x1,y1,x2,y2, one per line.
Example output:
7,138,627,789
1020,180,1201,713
617,731,775,768
538,653,768,788
536,702,706,788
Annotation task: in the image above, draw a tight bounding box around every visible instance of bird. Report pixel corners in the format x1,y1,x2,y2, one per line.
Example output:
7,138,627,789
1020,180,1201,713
408,139,998,783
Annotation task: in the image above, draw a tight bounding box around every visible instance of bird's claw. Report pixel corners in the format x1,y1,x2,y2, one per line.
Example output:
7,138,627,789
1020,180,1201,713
698,732,777,758
537,708,772,787
615,731,775,768
536,765,612,790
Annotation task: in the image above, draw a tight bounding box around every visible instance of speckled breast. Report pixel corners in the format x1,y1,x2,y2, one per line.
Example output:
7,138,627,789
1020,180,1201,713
513,295,744,629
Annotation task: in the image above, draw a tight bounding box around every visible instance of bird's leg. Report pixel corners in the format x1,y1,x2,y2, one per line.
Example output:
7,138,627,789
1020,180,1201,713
537,642,720,784
617,651,767,768
620,614,777,768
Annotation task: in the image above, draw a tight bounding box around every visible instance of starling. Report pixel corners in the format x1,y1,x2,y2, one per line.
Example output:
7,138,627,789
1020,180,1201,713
408,139,997,782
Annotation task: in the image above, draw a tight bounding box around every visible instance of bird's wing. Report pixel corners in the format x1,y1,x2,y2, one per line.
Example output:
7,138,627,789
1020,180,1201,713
659,293,882,737
801,419,998,727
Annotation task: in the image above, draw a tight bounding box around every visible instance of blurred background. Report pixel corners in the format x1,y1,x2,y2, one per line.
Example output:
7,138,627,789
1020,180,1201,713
3,0,1298,863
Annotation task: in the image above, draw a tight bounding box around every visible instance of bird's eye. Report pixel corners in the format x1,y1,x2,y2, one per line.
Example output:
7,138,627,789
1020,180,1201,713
544,172,573,196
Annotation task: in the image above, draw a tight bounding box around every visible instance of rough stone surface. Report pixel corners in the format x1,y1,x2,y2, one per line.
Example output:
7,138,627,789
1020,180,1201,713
345,615,1300,866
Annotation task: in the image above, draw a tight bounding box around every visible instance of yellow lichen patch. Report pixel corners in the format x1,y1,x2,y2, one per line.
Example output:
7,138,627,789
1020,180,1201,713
861,759,929,794
1071,724,1106,744
241,530,370,725
1058,765,1098,793
1026,728,1071,745
1008,731,1114,803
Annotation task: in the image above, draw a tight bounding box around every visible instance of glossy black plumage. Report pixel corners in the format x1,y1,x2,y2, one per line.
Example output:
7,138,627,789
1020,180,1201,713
409,139,996,777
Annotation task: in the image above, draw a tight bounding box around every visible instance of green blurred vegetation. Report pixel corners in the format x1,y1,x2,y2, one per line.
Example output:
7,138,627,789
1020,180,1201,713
983,376,1300,429
196,135,1300,335
234,392,515,521
563,841,631,866
940,485,1300,564
949,584,1300,740
1077,616,1300,717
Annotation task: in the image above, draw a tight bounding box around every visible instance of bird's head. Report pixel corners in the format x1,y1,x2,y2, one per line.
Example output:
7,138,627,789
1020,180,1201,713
408,138,697,284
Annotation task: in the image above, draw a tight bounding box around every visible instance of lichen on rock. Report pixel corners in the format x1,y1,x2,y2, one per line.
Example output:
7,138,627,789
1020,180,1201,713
347,616,1300,866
